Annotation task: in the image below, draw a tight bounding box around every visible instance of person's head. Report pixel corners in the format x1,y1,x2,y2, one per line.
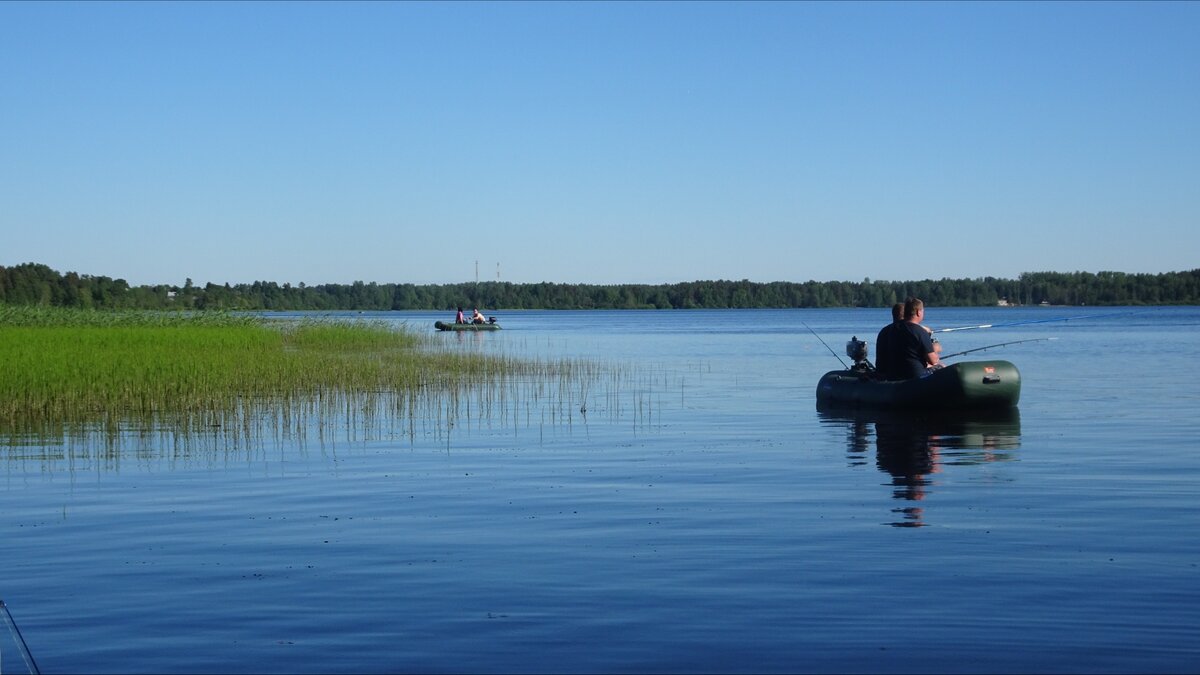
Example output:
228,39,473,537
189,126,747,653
904,297,925,321
457,306,463,312
891,303,904,322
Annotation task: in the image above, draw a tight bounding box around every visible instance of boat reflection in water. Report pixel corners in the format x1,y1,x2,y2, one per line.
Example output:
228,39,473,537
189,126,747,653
818,405,1022,528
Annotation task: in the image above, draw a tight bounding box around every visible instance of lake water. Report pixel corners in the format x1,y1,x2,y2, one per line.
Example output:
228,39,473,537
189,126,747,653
3,307,1198,673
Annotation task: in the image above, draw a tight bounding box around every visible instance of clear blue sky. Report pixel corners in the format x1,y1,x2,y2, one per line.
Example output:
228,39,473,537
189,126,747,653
3,1,1197,287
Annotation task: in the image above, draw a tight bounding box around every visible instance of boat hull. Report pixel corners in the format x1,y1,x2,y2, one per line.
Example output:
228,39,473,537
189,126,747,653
434,321,501,332
816,360,1020,410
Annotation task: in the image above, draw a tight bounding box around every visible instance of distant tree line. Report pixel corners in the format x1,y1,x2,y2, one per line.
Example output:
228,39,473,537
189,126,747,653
2,262,1198,311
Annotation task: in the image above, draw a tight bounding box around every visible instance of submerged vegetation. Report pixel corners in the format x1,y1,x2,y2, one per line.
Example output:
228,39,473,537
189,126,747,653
0,306,606,443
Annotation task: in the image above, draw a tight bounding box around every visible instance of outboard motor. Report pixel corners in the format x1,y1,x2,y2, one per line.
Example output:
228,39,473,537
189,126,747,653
845,336,870,371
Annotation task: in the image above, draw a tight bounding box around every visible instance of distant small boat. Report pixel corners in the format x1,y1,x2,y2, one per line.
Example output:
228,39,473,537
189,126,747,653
434,321,501,332
816,360,1020,410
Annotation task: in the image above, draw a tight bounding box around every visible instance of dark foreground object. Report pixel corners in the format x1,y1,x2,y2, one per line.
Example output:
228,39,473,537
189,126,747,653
434,321,502,332
1,599,41,674
816,360,1020,410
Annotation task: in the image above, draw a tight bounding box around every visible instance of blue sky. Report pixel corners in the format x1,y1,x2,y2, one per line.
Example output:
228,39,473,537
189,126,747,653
3,1,1197,287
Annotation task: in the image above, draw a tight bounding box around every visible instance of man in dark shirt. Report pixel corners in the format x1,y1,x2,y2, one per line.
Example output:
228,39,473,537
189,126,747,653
881,298,941,379
875,303,905,379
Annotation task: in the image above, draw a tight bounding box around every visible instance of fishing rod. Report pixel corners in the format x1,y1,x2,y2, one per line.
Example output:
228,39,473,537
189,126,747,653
1,599,41,675
802,321,848,368
940,337,1057,360
933,310,1143,334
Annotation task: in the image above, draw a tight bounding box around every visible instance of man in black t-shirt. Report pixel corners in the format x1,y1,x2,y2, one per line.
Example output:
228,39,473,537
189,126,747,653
875,303,905,379
880,298,941,379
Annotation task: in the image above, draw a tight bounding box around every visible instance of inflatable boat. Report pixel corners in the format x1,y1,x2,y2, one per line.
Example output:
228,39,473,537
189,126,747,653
816,359,1020,410
434,320,501,332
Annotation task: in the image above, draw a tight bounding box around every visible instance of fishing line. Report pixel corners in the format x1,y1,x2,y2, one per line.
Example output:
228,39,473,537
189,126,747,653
934,309,1146,334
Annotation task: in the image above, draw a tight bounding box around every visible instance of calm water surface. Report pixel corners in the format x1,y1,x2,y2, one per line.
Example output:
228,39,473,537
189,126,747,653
3,307,1198,673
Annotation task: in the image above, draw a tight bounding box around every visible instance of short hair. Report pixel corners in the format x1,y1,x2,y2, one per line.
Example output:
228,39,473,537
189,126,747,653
904,298,924,320
891,303,904,322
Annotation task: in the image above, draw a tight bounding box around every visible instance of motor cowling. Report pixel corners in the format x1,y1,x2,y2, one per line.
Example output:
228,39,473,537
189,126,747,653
846,336,869,366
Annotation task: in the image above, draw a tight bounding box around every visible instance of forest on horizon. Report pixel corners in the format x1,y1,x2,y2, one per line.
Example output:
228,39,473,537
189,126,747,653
2,262,1198,311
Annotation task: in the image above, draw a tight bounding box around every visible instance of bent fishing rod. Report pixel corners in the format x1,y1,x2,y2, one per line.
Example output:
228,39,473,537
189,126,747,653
939,337,1058,360
933,309,1145,334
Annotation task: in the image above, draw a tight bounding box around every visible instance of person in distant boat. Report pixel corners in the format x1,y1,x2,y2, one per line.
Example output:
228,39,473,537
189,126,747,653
455,307,466,324
471,308,486,324
880,297,942,379
874,303,906,379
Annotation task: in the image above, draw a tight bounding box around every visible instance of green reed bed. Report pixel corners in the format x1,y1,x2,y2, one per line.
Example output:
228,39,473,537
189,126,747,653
0,307,575,433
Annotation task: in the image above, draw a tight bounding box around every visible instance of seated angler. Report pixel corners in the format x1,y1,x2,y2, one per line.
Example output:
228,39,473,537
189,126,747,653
875,302,905,380
885,298,942,380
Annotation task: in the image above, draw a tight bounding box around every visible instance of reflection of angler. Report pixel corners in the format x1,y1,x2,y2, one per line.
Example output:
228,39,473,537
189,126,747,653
875,418,939,526
876,410,1022,518
1,599,41,674
821,406,1022,528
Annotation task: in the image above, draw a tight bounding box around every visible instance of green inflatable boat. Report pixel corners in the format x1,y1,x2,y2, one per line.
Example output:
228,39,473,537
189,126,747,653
434,321,501,332
816,359,1021,410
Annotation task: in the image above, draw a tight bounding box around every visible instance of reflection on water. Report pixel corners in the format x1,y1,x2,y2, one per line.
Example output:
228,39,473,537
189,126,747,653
818,406,1022,527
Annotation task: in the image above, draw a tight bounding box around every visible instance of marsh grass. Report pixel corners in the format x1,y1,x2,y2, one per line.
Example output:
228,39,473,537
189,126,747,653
0,307,617,446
